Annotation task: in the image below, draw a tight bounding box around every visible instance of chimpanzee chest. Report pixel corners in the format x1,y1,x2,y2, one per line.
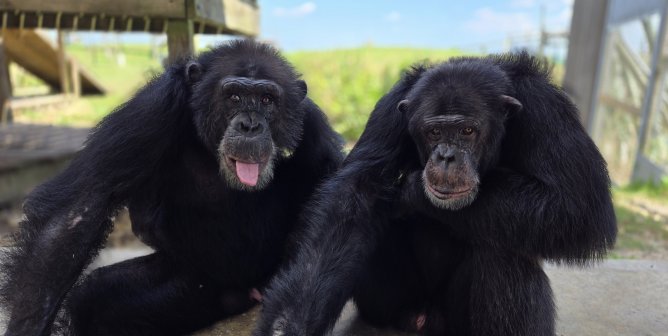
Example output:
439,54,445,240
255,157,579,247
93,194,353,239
170,183,293,279
411,220,466,292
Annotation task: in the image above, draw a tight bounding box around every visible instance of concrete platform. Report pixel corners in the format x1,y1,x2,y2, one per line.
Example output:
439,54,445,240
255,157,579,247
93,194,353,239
93,250,668,336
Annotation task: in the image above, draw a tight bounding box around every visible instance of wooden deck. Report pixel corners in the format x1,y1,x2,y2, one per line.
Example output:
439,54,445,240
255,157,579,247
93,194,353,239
2,30,105,95
0,123,89,202
0,0,260,37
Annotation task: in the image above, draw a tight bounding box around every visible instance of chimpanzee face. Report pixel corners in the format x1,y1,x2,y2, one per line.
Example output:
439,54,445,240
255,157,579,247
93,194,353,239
186,54,307,191
402,66,521,210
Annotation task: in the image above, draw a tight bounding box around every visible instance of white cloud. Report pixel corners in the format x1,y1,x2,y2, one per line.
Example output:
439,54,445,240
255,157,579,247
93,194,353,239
384,11,401,23
464,7,537,35
510,0,536,8
273,2,316,18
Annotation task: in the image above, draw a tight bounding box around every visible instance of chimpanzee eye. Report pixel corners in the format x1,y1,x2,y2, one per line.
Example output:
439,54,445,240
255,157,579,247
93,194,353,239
461,127,474,136
261,95,273,105
230,94,241,103
428,128,441,140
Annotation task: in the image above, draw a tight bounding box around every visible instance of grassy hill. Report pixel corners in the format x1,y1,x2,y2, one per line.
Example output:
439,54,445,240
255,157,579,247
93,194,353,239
289,47,463,140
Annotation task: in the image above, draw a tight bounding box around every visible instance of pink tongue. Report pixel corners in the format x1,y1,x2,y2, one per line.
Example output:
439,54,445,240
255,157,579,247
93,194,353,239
235,161,260,186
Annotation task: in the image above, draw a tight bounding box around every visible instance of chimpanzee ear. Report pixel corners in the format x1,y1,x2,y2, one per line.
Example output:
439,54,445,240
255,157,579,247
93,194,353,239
500,95,522,114
185,61,202,83
296,80,307,101
397,99,410,113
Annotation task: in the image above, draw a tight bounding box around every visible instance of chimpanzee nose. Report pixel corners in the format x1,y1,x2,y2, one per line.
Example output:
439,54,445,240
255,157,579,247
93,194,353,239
434,145,456,165
234,115,263,137
240,120,262,136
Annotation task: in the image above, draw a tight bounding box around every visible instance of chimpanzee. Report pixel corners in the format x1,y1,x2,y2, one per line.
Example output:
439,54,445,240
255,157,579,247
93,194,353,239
0,40,343,336
255,52,616,336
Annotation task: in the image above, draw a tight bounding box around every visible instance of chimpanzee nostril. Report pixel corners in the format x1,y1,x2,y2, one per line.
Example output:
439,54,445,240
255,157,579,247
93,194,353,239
239,121,250,133
436,152,455,163
433,145,456,165
244,122,262,136
235,116,264,137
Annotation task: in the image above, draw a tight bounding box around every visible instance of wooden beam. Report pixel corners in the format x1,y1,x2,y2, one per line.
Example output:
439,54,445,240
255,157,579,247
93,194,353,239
7,94,69,111
0,0,186,19
0,3,259,37
56,30,71,95
69,59,81,97
0,37,12,123
1,29,105,95
191,0,259,37
221,0,260,37
166,19,194,65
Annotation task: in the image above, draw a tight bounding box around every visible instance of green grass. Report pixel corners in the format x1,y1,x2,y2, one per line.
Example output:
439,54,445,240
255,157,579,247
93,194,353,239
610,184,668,258
288,47,464,140
617,178,668,201
609,206,668,259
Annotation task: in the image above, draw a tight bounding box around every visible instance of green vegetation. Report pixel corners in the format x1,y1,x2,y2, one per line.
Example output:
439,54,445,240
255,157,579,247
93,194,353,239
611,182,668,259
618,177,668,200
289,47,464,140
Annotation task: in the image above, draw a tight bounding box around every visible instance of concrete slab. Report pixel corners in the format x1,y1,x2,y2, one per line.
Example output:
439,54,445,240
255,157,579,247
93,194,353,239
5,249,663,335
193,259,668,336
547,260,668,336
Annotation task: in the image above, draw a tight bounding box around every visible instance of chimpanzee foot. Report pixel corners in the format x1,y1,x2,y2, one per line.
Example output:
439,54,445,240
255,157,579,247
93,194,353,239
415,313,427,331
250,288,263,302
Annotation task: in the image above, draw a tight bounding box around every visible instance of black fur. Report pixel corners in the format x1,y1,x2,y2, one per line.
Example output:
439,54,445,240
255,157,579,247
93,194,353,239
255,52,616,336
0,40,343,336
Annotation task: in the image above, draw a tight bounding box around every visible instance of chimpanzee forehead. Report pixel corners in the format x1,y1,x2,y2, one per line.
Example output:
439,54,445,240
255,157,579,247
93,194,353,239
222,76,278,87
208,53,297,86
418,87,492,119
221,76,282,96
422,114,481,126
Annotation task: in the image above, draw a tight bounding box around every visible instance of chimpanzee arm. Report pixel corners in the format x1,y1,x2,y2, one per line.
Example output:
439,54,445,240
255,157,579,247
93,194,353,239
255,67,426,336
465,54,616,263
0,62,192,336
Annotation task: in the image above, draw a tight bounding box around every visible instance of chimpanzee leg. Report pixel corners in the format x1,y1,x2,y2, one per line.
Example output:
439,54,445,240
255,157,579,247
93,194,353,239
353,225,428,333
64,253,257,336
442,249,555,336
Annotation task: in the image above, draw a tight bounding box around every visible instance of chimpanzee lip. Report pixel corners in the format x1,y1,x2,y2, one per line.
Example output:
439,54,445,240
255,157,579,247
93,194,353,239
226,155,266,165
426,184,472,200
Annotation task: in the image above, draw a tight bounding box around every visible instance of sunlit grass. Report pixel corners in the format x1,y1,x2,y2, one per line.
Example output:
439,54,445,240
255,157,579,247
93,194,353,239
289,47,464,140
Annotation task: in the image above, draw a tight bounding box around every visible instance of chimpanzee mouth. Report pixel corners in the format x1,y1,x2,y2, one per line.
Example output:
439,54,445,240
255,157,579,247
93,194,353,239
224,156,269,187
425,184,472,200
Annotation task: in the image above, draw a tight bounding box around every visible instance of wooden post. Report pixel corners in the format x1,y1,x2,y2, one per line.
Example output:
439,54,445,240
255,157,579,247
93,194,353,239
562,0,609,131
69,60,81,97
56,30,71,95
0,36,12,123
166,19,194,65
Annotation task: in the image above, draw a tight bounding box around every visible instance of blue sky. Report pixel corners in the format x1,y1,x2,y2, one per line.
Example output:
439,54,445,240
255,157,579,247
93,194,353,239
68,0,574,53
255,0,574,52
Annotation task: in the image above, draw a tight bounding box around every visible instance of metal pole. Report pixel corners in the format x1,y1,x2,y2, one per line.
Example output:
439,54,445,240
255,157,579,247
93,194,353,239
631,3,668,181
